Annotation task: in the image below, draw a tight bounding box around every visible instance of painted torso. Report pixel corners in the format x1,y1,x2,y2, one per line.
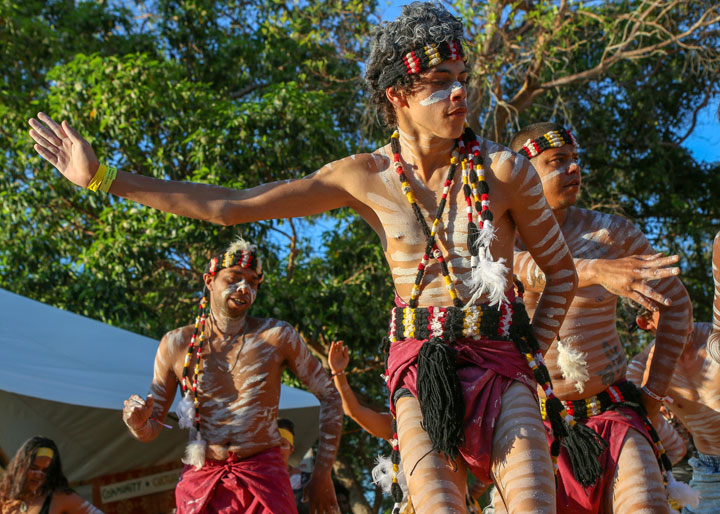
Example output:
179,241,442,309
155,317,324,460
521,207,646,399
628,322,720,456
347,139,526,306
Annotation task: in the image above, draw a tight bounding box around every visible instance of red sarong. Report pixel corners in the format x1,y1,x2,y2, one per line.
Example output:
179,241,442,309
175,446,297,514
386,335,536,483
546,405,657,513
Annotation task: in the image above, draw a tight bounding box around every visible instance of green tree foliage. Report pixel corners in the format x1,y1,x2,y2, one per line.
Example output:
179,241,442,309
2,1,719,512
454,0,720,354
1,1,389,510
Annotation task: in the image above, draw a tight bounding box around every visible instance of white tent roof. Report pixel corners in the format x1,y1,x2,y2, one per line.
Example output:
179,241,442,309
0,288,319,482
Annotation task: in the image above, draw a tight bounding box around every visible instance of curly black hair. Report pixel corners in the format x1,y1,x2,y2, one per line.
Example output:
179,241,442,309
365,2,465,127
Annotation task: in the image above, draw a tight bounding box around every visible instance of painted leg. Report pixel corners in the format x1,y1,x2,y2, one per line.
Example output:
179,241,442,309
607,428,669,513
490,382,556,514
396,395,467,514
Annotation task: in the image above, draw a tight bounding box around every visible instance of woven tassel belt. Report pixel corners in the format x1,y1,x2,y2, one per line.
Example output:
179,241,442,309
540,381,640,422
388,302,519,344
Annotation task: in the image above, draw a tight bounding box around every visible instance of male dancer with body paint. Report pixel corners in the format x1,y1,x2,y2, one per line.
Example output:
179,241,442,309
509,122,693,514
122,238,342,514
627,233,720,513
30,4,588,512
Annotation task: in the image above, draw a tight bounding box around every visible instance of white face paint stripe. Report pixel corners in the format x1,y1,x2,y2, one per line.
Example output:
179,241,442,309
418,80,464,106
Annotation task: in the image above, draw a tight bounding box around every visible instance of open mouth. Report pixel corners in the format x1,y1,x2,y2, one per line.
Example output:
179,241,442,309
228,297,247,307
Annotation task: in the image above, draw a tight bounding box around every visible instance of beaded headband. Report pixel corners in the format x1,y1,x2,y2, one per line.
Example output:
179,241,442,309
378,40,465,89
519,129,578,159
207,248,263,277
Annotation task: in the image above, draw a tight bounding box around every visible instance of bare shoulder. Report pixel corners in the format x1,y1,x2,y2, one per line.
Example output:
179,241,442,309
246,317,300,343
320,149,391,179
481,139,530,185
160,324,193,354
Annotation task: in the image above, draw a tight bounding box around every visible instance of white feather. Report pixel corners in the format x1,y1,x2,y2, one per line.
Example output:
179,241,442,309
182,432,207,470
176,391,195,429
475,220,497,250
465,255,508,308
371,455,408,498
556,337,589,394
666,471,699,508
226,237,257,255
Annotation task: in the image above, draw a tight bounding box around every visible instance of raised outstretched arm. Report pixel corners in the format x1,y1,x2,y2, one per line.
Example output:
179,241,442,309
708,232,720,364
328,341,393,440
123,331,178,442
28,113,354,225
508,158,577,353
284,326,342,512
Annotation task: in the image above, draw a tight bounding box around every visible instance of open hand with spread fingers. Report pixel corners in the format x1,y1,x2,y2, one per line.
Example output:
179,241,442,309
28,112,99,188
596,253,681,311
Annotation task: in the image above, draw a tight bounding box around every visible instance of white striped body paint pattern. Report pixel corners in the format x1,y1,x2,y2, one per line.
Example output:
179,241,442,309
516,207,692,400
608,428,668,513
708,232,720,364
363,139,538,308
628,322,720,457
491,382,556,513
143,317,341,464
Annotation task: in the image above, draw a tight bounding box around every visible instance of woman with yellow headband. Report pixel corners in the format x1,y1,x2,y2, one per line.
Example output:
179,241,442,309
0,437,103,514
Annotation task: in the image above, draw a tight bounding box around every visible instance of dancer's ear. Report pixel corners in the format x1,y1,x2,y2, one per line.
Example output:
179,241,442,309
386,86,408,108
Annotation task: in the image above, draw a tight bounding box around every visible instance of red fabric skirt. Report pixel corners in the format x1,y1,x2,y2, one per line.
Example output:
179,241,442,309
386,334,537,483
546,405,657,514
175,446,297,514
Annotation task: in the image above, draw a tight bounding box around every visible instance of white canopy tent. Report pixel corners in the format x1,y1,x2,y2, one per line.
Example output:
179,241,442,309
0,288,320,483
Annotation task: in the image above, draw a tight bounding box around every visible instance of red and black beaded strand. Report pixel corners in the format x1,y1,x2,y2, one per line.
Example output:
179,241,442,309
391,131,462,308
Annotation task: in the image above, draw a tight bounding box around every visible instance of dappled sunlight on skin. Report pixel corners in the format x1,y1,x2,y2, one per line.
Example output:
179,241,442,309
607,430,668,513
491,382,556,514
396,396,467,513
628,322,720,457
517,208,691,402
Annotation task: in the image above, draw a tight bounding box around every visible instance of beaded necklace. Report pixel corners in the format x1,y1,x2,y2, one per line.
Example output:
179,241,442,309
180,296,208,433
391,126,499,308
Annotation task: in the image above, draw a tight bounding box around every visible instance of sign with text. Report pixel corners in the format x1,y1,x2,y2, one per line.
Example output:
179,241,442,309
99,468,182,504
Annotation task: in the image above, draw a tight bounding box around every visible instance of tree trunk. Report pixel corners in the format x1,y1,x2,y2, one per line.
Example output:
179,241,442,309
333,455,373,514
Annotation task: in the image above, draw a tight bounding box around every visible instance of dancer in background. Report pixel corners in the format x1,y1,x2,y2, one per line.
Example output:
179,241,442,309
122,238,342,514
511,122,692,513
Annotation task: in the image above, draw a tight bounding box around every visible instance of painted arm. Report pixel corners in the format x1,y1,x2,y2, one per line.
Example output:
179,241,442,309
328,341,393,440
509,158,577,352
284,328,342,512
515,252,681,312
654,415,687,465
627,344,686,464
708,231,720,364
122,332,178,442
28,113,354,225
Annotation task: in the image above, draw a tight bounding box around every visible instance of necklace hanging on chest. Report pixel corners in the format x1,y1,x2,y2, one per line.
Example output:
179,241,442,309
390,126,508,308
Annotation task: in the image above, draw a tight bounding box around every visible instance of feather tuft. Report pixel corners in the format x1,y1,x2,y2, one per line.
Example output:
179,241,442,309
182,432,207,470
176,391,195,429
556,337,590,394
465,255,508,308
371,455,408,498
226,237,257,255
666,471,699,508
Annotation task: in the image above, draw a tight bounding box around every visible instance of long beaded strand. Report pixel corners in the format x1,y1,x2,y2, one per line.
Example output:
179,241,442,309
391,131,462,308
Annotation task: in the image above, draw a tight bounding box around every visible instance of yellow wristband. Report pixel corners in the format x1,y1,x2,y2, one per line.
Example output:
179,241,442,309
87,164,107,192
99,165,117,193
